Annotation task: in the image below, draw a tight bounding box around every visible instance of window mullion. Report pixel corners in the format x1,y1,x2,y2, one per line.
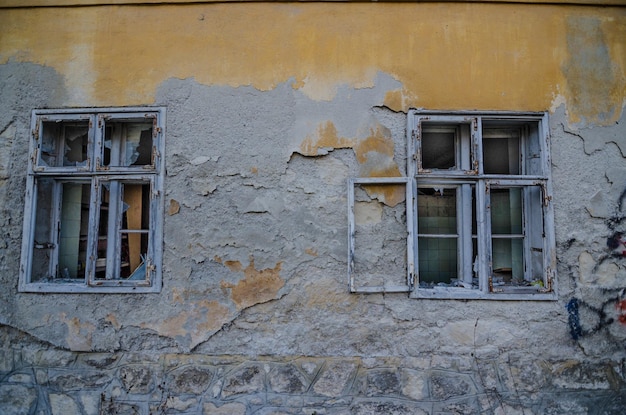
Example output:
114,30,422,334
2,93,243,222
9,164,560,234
474,117,483,175
86,179,100,285
105,180,122,280
477,180,490,293
50,180,63,280
459,184,473,286
522,187,532,282
94,115,104,170
407,177,417,291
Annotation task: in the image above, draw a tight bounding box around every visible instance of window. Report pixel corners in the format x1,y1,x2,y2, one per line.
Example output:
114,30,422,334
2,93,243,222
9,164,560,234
19,108,165,293
348,111,556,300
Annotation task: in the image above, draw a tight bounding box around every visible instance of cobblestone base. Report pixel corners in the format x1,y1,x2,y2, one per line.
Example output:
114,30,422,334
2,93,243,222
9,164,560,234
1,328,625,415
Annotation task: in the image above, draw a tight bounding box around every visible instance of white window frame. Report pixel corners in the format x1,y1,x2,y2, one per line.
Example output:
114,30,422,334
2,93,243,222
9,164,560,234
19,107,165,293
348,110,556,300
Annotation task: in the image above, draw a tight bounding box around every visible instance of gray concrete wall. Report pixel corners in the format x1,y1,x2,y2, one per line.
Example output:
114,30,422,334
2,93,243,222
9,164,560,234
1,61,626,414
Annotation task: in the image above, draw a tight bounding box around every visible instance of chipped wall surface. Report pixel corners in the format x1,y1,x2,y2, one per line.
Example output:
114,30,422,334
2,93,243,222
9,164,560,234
1,1,626,414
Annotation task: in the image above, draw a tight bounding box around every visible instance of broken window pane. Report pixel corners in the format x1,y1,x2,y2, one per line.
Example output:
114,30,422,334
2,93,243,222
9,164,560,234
103,121,153,167
58,182,90,280
30,179,90,282
30,178,56,282
120,183,151,281
39,120,89,168
95,181,151,281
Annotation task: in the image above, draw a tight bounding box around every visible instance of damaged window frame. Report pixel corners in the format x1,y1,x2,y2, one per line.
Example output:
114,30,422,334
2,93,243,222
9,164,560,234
348,110,556,300
19,107,165,293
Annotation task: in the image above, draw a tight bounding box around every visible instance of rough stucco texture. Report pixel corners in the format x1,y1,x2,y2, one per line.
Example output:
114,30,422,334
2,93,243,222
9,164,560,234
1,2,626,414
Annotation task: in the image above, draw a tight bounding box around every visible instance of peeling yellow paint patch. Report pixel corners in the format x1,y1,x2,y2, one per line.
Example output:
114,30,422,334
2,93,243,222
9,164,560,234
354,126,395,165
105,313,121,329
60,313,95,351
355,126,405,207
172,287,184,304
224,261,243,272
220,256,284,310
168,199,180,216
299,121,356,156
383,88,419,113
141,300,230,349
361,181,405,208
1,4,624,124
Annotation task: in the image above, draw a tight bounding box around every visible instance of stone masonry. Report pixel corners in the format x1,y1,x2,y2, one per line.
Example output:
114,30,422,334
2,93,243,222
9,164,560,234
1,325,625,414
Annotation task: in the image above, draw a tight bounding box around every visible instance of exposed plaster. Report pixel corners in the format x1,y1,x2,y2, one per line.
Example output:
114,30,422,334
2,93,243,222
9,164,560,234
218,256,285,311
140,299,231,350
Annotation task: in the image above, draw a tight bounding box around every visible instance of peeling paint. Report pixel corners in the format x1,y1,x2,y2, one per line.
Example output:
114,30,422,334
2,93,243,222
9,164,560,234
299,121,355,156
298,121,404,206
140,300,230,349
562,16,624,126
62,314,95,351
2,4,624,124
168,199,180,216
219,256,284,310
105,314,121,330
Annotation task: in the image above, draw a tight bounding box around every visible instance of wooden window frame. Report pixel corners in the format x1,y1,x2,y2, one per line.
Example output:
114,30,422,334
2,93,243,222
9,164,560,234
19,107,165,293
348,110,556,300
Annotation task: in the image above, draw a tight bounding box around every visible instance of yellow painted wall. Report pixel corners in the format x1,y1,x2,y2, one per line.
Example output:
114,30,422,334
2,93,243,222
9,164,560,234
1,3,625,125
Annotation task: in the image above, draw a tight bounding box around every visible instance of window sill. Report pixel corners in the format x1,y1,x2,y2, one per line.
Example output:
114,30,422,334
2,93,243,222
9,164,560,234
411,287,557,301
18,281,161,294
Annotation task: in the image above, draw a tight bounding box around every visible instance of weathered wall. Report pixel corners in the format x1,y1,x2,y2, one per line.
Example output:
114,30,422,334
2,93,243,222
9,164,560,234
1,2,626,414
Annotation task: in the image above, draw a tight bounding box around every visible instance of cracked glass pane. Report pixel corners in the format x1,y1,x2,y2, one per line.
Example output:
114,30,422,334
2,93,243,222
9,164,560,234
30,178,55,282
30,179,90,282
95,181,150,281
40,121,89,168
103,121,153,167
58,182,90,280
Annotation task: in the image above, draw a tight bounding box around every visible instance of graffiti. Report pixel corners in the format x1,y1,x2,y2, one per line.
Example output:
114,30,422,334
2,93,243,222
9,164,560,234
607,232,626,257
566,297,614,340
566,298,583,340
615,299,626,324
566,289,626,340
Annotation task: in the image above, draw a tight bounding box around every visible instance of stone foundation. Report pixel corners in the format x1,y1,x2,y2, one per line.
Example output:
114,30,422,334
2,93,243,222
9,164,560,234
1,326,625,415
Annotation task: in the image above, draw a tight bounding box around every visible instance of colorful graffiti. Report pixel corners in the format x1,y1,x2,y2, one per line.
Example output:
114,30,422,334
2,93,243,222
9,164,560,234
616,292,626,325
566,188,626,340
566,289,626,341
607,232,626,257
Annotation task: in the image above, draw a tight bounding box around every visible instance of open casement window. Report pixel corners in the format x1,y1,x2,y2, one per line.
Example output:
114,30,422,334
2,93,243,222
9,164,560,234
19,107,165,293
348,111,556,300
